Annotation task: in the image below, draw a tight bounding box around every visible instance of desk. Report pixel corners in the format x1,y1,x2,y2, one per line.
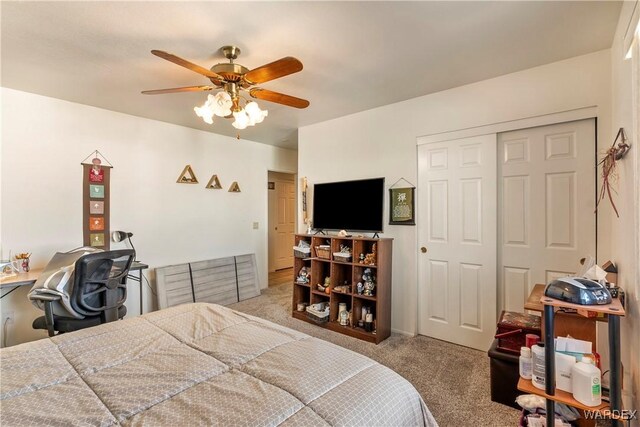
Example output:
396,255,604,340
127,263,149,315
0,262,149,315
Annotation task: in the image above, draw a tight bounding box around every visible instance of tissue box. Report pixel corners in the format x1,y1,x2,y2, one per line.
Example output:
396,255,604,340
555,336,592,354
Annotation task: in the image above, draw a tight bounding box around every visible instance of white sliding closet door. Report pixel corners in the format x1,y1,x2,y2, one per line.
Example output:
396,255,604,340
498,119,596,313
417,134,497,351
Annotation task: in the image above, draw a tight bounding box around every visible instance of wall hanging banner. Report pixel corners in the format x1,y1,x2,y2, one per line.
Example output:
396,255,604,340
81,151,113,249
389,177,416,225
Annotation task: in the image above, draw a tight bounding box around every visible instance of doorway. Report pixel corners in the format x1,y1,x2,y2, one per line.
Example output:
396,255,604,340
417,119,596,351
268,171,296,274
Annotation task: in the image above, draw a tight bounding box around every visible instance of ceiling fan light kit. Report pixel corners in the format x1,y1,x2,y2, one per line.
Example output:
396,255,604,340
143,45,308,132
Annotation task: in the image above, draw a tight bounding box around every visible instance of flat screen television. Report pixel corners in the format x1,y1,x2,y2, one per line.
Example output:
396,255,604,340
312,178,384,232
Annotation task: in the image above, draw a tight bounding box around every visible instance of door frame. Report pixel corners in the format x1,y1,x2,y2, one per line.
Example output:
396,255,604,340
415,106,600,338
267,170,297,273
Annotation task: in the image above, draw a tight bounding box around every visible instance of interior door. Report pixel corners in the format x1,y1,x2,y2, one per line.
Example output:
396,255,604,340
498,119,596,313
418,134,497,350
274,180,296,270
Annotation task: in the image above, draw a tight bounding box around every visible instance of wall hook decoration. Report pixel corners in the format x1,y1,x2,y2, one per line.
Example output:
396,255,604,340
229,181,241,192
177,165,198,184
206,174,222,189
596,128,630,218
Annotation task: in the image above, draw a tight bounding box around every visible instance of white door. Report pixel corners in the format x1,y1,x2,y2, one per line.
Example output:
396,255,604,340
274,180,296,270
498,119,596,313
418,134,497,350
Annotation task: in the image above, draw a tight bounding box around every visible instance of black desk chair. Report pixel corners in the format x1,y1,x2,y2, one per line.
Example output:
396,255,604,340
33,249,135,337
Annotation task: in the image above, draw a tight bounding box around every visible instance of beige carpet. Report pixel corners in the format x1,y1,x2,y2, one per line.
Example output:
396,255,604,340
229,281,521,427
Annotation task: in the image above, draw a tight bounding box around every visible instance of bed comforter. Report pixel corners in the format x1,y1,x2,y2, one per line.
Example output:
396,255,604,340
0,303,437,426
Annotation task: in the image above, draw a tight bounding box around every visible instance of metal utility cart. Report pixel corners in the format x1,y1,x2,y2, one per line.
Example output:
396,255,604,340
537,295,625,427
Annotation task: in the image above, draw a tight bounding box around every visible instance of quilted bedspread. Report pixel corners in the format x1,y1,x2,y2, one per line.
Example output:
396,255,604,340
0,303,437,426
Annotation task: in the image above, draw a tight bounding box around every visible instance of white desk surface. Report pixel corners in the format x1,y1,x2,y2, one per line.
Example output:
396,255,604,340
0,269,44,288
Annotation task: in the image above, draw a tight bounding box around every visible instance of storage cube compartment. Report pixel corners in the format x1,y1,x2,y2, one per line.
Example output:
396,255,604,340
311,259,331,291
330,292,352,324
331,238,353,262
293,235,312,258
312,237,332,259
293,285,311,310
352,298,376,333
352,265,377,297
294,258,312,285
353,239,378,266
331,263,352,293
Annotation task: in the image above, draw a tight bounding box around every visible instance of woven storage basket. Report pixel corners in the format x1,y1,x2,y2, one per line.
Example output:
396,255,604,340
315,246,331,259
293,246,311,258
333,252,352,262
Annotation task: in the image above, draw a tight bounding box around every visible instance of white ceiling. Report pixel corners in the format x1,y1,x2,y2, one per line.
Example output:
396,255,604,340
1,1,621,149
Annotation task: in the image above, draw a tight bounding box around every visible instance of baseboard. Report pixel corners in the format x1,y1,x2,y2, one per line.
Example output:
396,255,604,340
391,328,416,337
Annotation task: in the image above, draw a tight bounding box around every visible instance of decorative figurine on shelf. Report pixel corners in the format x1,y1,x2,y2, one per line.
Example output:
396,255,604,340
356,282,364,295
324,276,331,294
334,281,350,293
296,266,310,284
359,253,365,263
339,308,349,326
362,268,376,296
363,243,377,266
364,307,374,332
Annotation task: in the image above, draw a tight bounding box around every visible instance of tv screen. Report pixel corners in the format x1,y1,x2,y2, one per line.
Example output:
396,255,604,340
312,178,384,232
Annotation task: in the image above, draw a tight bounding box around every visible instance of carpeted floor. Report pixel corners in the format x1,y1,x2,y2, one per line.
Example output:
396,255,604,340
229,278,521,427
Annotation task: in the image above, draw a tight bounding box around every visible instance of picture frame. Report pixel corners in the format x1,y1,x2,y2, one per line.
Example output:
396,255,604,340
389,187,415,225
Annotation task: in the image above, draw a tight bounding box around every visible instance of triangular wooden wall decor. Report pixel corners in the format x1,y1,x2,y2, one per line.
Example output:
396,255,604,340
206,174,222,189
177,165,198,184
228,181,241,192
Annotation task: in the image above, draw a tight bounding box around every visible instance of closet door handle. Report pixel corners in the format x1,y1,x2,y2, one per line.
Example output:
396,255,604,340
420,247,427,253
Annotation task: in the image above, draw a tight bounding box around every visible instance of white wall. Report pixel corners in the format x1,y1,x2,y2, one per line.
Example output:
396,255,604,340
609,0,640,416
0,88,297,346
299,49,613,338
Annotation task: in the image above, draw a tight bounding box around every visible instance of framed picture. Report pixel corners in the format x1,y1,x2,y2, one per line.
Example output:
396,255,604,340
389,187,415,225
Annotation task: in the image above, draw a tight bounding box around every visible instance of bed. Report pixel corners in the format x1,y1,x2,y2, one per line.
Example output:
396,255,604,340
0,303,437,426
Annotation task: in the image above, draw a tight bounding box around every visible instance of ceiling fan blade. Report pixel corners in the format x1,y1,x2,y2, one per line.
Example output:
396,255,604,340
244,57,303,84
141,85,215,95
151,50,222,80
249,88,310,109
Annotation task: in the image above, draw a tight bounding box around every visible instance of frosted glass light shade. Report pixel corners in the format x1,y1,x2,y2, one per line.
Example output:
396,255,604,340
232,110,249,130
212,92,232,117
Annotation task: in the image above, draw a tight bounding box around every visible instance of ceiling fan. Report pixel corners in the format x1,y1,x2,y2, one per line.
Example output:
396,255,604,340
142,46,309,130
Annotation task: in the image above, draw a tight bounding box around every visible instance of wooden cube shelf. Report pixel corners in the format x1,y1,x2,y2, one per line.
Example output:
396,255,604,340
292,234,392,344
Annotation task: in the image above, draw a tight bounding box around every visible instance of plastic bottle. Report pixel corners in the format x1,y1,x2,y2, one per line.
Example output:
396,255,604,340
519,346,532,380
531,342,546,389
572,356,602,407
